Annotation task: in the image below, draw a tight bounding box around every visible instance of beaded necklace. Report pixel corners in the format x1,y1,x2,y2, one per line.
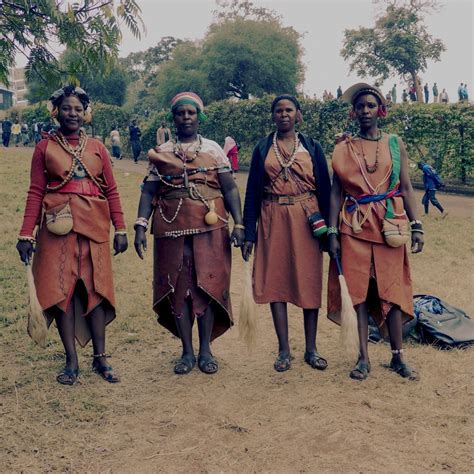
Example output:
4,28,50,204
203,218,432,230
46,129,101,191
272,132,300,181
173,135,203,188
357,138,380,174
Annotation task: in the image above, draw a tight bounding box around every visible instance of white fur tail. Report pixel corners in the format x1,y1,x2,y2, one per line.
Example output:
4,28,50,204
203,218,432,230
239,260,257,350
338,274,359,359
26,264,48,348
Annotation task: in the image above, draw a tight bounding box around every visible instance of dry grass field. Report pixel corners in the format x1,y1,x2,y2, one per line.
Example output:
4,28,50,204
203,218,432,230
1,147,473,473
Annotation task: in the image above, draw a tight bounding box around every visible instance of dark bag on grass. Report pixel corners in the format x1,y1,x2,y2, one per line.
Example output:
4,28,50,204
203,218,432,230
413,294,474,349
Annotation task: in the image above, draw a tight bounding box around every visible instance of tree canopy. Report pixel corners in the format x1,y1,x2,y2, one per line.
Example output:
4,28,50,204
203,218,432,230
26,50,129,106
341,1,445,102
0,0,144,86
153,4,303,107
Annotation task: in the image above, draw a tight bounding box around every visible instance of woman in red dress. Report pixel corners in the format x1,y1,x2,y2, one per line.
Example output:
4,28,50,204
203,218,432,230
17,86,128,385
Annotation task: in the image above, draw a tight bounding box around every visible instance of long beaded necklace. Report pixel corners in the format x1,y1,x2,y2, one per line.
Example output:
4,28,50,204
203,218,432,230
356,136,381,174
47,129,102,191
272,132,300,181
173,135,203,188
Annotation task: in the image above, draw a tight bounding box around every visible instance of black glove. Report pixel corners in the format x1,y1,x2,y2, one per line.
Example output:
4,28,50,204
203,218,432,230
16,240,35,264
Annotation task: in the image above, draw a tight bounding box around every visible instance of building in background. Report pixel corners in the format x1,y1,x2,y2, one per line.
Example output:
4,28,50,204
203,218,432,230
0,86,14,112
8,67,28,108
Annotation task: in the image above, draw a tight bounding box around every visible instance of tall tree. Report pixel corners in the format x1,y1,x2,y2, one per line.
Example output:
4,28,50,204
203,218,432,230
341,0,445,102
0,0,144,86
155,1,303,105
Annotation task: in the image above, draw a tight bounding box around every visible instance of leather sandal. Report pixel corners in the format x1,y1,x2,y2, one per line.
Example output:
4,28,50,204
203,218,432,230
350,360,371,381
304,351,328,371
274,353,292,372
56,367,79,386
198,354,218,374
174,355,196,375
389,360,419,381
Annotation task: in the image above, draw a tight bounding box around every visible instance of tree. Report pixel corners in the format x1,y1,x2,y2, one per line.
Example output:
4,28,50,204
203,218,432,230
26,50,129,106
341,1,445,103
0,0,144,86
154,2,303,106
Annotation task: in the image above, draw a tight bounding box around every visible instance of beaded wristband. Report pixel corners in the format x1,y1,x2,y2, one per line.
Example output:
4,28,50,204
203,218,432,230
411,229,424,234
114,230,128,236
134,217,149,231
327,226,339,236
233,224,245,230
18,235,36,243
410,219,423,226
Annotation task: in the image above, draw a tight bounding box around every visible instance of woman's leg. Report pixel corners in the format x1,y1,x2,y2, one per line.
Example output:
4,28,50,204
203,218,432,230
55,305,78,370
303,308,319,354
88,302,119,382
271,302,290,356
349,302,371,380
54,304,79,384
303,308,327,370
173,300,196,374
196,304,218,374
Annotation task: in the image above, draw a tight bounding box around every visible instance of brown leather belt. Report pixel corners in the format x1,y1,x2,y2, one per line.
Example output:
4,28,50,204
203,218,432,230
263,191,314,205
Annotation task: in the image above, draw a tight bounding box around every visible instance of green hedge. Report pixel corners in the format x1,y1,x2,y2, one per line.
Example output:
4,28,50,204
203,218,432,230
136,97,472,182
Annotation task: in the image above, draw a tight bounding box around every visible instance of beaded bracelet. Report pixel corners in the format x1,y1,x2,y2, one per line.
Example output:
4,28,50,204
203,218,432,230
234,224,245,230
327,226,339,236
114,230,127,236
410,219,423,226
17,235,36,244
134,217,149,231
411,229,424,234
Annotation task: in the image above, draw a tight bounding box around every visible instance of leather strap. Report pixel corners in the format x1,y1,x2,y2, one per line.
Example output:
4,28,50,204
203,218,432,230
263,191,314,205
48,179,101,196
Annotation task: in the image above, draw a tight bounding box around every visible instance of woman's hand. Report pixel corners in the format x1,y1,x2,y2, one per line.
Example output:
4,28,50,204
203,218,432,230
411,231,424,254
327,234,341,260
16,240,34,264
230,227,245,248
134,227,147,259
113,234,128,255
241,241,254,261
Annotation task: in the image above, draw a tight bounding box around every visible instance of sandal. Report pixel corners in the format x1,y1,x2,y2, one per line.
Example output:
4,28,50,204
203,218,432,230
274,353,292,372
92,353,120,383
304,351,328,371
350,360,371,381
174,355,196,375
57,367,79,386
198,354,219,374
388,360,419,381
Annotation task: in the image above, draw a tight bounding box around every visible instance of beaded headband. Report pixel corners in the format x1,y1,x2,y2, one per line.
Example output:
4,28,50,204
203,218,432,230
167,92,207,121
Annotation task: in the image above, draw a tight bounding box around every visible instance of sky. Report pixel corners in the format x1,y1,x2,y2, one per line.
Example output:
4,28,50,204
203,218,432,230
117,0,473,101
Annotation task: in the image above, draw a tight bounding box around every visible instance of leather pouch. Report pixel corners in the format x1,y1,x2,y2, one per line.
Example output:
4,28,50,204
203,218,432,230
45,202,73,235
382,218,409,247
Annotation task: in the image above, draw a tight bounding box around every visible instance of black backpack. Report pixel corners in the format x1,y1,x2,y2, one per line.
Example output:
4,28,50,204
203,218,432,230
413,295,474,349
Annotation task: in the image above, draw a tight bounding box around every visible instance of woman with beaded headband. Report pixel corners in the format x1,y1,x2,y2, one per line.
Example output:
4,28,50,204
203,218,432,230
17,85,128,385
242,95,331,373
327,83,424,381
134,92,244,375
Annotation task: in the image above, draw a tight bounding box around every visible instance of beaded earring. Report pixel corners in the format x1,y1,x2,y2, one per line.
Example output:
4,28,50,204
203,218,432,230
378,105,387,118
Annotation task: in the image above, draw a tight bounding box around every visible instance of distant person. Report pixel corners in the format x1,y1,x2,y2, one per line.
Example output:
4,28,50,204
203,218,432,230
12,120,21,146
391,84,397,103
144,108,150,118
432,83,439,103
156,121,171,146
323,90,329,102
2,118,12,147
461,83,469,102
418,161,446,216
385,92,392,106
129,119,142,163
457,83,463,102
409,85,417,102
336,85,343,99
423,83,429,103
110,127,122,160
327,91,334,100
440,89,449,103
32,121,41,144
21,122,29,145
402,89,408,103
223,136,239,173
